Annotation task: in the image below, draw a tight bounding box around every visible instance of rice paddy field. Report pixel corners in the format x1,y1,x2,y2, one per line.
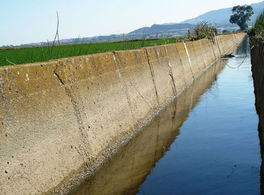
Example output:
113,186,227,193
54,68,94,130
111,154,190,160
0,37,185,66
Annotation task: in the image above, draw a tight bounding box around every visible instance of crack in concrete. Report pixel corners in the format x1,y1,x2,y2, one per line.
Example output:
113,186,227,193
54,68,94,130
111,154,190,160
164,46,177,96
53,71,65,85
112,51,136,121
144,48,160,106
53,68,91,159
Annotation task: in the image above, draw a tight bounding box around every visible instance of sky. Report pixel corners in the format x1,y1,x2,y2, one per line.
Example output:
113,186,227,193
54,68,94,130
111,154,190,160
0,0,263,46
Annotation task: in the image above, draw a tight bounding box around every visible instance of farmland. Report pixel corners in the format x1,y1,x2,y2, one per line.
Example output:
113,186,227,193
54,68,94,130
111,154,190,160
0,37,184,66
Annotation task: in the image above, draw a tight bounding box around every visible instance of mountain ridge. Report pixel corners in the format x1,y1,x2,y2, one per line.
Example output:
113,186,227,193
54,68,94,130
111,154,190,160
184,1,264,25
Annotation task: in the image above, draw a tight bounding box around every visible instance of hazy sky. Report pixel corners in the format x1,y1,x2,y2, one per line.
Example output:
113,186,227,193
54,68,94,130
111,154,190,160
0,0,263,46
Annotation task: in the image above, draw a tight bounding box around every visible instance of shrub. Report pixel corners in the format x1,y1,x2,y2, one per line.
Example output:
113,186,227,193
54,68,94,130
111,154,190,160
248,11,264,39
188,22,218,42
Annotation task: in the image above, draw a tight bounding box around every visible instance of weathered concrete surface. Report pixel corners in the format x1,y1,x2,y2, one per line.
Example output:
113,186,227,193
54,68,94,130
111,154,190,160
0,33,245,194
70,58,227,195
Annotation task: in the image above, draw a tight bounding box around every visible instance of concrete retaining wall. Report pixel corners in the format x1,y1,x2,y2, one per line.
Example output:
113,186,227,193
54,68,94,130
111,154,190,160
71,58,228,195
0,33,245,194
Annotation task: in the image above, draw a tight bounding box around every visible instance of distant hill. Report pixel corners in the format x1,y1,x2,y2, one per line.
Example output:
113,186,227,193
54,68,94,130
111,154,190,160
184,1,264,26
128,1,264,37
129,23,194,36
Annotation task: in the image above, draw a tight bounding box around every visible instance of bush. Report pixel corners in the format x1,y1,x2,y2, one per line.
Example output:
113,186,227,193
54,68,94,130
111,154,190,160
248,11,264,39
188,22,218,42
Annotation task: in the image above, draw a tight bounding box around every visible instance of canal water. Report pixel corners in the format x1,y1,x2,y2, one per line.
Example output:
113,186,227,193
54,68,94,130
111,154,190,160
71,38,262,195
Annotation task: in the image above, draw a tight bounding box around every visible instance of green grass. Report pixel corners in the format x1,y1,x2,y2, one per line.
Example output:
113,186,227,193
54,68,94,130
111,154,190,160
0,37,184,66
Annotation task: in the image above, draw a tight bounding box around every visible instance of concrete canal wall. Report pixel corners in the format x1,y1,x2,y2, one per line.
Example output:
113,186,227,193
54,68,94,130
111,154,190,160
0,33,245,194
71,59,227,195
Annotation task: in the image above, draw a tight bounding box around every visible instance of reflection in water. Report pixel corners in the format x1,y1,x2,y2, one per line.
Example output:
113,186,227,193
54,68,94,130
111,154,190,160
70,59,227,195
251,41,264,194
236,37,250,55
137,38,260,195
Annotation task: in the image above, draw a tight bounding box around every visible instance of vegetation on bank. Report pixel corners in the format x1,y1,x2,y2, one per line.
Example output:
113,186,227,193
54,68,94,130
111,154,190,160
187,22,217,42
248,11,264,39
0,37,185,66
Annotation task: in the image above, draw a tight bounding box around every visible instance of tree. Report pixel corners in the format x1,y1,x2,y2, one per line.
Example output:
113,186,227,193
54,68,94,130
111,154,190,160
229,5,254,31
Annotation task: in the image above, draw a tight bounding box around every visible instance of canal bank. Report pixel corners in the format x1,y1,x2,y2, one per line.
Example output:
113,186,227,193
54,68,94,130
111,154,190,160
72,37,262,194
250,37,264,194
70,58,228,195
0,33,245,194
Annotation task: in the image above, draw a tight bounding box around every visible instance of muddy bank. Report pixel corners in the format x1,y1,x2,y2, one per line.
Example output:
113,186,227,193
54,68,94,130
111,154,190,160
250,38,264,194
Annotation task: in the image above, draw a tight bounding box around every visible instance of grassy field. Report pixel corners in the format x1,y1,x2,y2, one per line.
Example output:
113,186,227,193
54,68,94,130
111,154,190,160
0,37,184,66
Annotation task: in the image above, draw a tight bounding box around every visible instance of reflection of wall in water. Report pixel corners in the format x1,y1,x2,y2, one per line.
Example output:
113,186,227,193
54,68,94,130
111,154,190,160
237,37,250,55
251,39,264,194
70,59,227,195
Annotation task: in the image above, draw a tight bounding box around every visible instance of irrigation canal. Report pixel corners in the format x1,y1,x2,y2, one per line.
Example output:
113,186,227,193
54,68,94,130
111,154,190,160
70,38,262,195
